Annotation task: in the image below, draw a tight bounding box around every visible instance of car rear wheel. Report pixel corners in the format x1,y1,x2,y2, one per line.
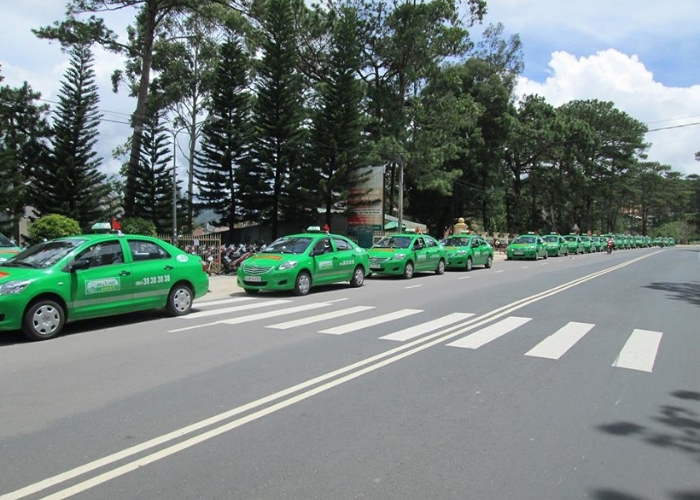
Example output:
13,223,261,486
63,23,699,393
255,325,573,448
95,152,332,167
435,259,445,275
22,299,65,341
465,257,473,271
403,261,414,279
294,271,312,296
167,283,193,316
485,255,493,268
350,266,365,287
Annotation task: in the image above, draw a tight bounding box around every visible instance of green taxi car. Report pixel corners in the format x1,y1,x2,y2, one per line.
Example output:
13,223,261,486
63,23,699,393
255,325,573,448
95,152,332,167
506,234,547,260
0,233,209,341
369,232,446,278
590,236,604,252
443,234,494,271
0,232,21,263
237,229,370,295
542,234,569,257
580,235,594,253
563,235,584,255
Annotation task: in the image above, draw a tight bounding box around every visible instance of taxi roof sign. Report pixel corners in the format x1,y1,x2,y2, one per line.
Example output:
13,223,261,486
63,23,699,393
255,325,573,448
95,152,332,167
306,226,323,232
91,222,112,233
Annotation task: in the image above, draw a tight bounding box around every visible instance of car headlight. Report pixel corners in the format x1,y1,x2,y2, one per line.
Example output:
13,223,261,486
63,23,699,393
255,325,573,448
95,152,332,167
0,280,31,295
392,253,407,260
279,260,298,270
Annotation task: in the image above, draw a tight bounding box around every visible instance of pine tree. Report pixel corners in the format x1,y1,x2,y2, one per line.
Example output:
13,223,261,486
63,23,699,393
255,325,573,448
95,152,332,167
0,73,51,238
31,43,110,230
310,7,366,231
194,31,251,234
240,0,307,240
132,94,177,235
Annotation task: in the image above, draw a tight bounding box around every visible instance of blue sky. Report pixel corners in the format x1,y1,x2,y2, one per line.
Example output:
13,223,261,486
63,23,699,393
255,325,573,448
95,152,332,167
1,0,699,177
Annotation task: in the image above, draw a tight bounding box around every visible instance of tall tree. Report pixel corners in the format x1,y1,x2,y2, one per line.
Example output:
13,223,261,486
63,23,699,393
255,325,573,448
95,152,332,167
33,0,249,218
194,29,251,236
132,93,177,235
30,42,111,230
0,71,51,239
242,0,307,240
310,6,366,230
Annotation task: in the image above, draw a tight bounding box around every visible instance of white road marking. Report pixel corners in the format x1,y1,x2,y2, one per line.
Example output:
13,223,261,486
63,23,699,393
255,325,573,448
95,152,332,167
612,329,663,372
525,322,595,359
458,276,471,280
320,309,423,335
3,251,661,500
184,299,290,319
495,270,504,274
267,306,375,330
220,303,330,326
193,297,255,307
447,316,532,349
522,266,530,269
404,285,423,289
169,303,330,332
380,313,474,342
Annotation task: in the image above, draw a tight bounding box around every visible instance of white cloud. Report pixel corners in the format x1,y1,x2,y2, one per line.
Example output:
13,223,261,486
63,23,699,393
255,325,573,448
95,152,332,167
515,49,700,176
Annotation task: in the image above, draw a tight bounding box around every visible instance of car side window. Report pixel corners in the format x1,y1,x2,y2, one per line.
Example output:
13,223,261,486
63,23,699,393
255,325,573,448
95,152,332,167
413,237,425,250
128,240,170,261
313,238,332,255
425,237,437,248
75,241,124,268
333,237,351,251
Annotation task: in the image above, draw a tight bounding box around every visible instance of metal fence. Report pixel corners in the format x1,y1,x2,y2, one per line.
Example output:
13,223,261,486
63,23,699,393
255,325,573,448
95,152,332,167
158,233,222,274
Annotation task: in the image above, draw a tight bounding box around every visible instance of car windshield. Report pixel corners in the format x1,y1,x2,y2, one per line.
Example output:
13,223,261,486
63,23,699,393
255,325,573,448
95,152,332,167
0,233,16,247
564,236,577,242
2,239,86,269
443,237,471,246
543,236,559,242
513,236,536,244
261,237,312,254
373,236,413,249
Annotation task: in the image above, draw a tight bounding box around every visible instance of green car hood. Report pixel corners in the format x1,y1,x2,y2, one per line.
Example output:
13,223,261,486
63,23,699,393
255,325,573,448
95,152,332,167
369,248,408,258
0,267,46,284
242,253,298,267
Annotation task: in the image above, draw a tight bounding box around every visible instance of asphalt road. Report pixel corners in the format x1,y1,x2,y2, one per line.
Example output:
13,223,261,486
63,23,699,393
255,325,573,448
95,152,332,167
1,246,698,500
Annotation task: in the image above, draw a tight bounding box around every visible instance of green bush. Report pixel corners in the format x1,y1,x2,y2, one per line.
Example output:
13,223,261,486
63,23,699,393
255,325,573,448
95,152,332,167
120,217,157,236
28,214,81,242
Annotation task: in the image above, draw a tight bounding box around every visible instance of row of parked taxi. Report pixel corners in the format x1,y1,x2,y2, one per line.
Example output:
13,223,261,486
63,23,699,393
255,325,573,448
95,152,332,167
503,232,676,260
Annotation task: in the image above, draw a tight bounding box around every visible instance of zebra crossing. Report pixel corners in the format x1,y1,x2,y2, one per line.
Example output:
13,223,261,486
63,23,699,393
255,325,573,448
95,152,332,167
181,296,663,373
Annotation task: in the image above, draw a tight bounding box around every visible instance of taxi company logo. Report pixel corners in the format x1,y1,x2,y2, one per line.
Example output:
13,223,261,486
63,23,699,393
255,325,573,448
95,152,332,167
254,255,283,261
85,278,121,294
177,255,188,262
318,260,333,269
0,271,9,279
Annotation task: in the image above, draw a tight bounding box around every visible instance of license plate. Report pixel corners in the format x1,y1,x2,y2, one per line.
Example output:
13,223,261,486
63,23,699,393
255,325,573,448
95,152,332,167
245,276,262,282
514,251,524,255
370,264,381,270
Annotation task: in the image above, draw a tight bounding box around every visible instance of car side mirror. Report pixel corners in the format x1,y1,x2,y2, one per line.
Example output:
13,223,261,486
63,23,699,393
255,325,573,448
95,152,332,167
69,259,91,272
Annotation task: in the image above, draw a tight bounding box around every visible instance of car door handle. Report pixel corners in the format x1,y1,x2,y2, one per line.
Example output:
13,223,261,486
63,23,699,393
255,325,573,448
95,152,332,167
120,270,131,276
164,265,174,270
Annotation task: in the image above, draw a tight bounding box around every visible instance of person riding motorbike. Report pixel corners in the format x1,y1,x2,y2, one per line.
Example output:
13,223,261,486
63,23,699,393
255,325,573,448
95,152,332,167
606,237,614,254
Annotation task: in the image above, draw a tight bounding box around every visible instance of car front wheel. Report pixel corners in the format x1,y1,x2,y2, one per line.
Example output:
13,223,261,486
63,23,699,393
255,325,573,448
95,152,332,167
435,259,445,275
485,255,493,268
403,261,414,279
22,299,65,341
167,283,194,316
294,271,312,296
350,266,365,287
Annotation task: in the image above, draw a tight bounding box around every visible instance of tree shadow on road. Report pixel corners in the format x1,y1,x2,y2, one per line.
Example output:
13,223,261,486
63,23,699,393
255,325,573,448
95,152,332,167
591,390,700,500
643,282,700,307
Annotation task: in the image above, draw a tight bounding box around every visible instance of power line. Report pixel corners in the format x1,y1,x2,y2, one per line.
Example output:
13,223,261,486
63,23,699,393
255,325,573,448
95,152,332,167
647,122,700,132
